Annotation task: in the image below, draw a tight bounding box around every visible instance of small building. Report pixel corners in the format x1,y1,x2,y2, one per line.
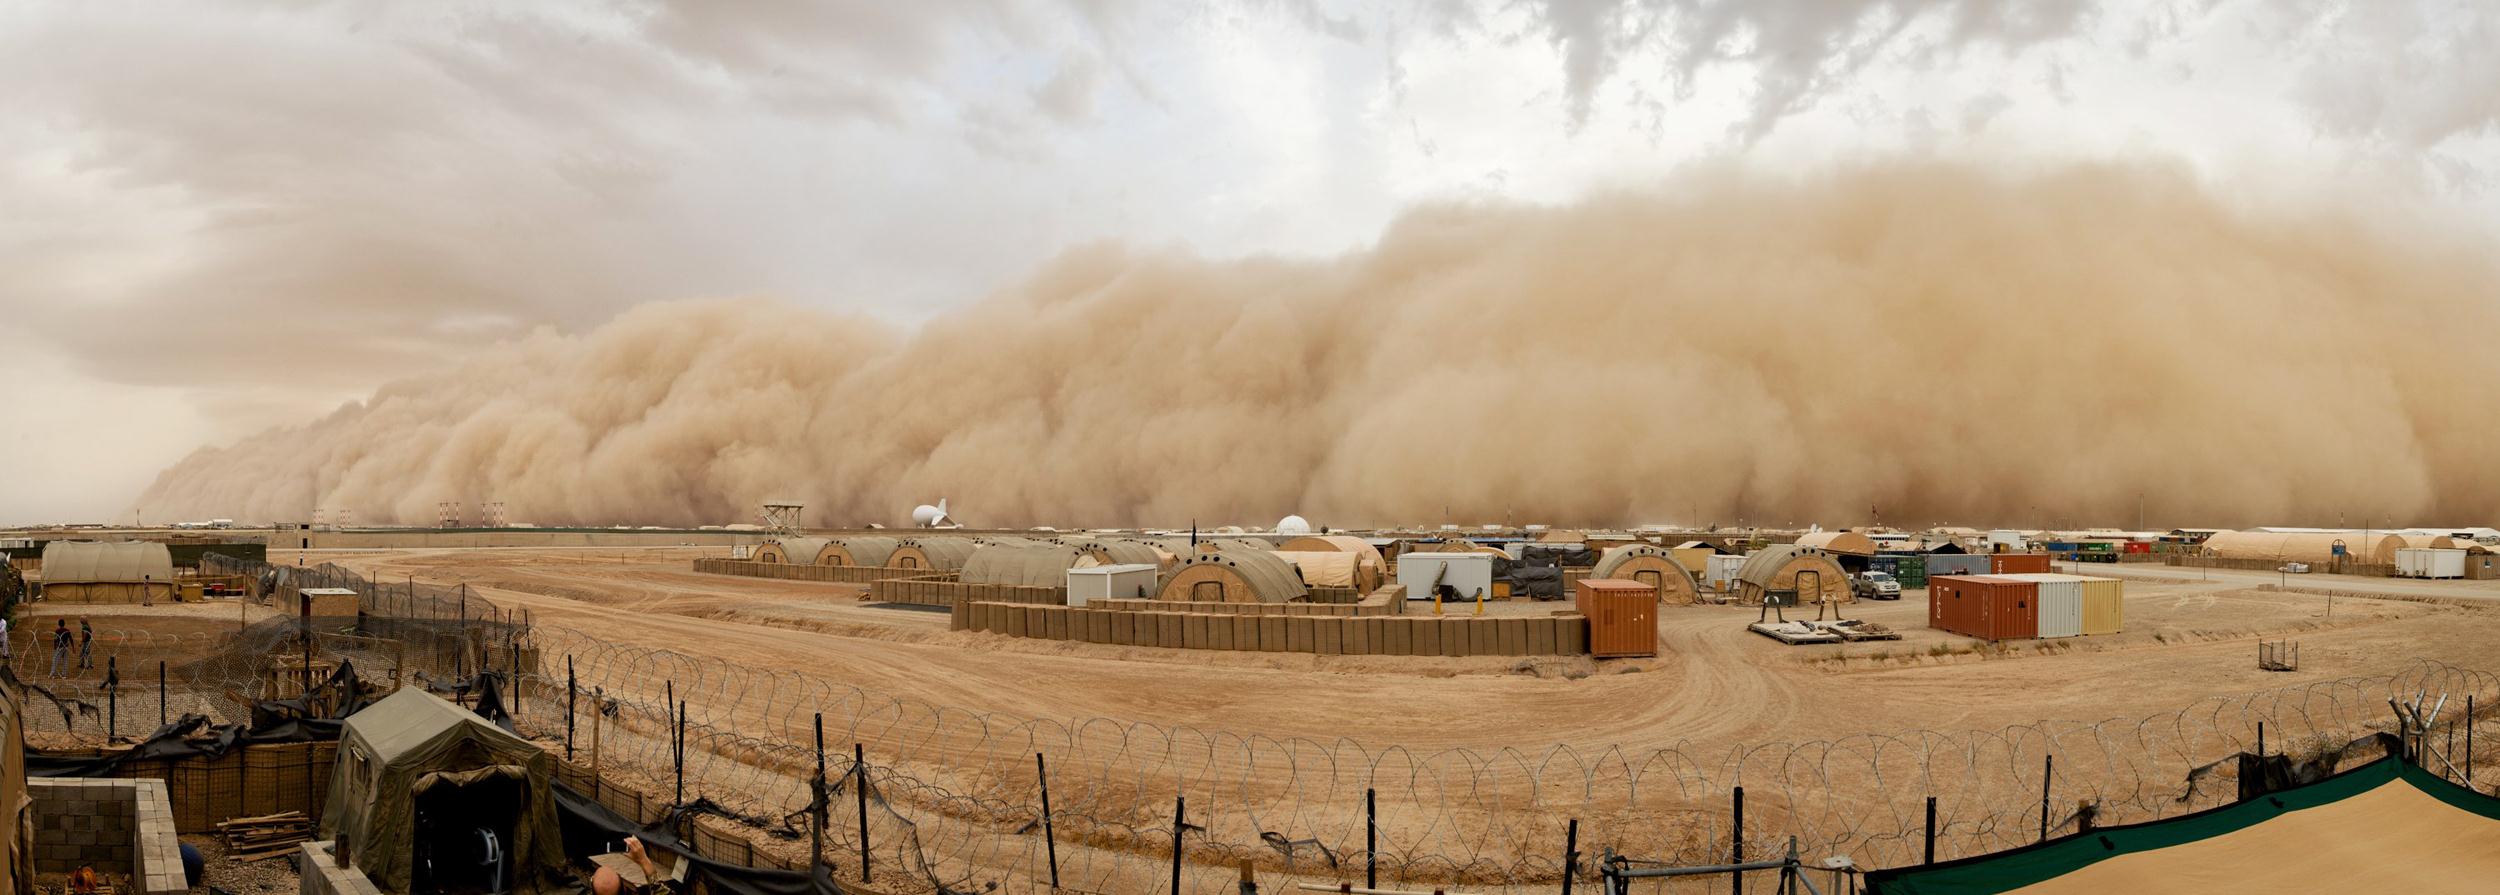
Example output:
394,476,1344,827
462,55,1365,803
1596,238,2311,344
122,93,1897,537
37,541,174,603
320,688,564,894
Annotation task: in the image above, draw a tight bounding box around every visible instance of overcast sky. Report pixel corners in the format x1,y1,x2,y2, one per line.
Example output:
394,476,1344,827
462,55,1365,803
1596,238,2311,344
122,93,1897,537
3,0,2496,523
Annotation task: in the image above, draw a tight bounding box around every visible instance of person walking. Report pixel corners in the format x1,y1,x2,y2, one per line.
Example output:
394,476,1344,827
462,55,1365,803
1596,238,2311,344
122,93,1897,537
49,620,70,678
77,617,93,670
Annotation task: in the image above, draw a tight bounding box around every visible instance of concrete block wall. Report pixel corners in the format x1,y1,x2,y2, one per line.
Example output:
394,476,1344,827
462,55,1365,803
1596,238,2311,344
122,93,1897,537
298,841,384,895
959,601,1591,657
29,778,183,895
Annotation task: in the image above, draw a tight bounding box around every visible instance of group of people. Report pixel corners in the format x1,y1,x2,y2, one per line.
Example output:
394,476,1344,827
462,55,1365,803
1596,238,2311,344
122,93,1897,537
0,615,96,678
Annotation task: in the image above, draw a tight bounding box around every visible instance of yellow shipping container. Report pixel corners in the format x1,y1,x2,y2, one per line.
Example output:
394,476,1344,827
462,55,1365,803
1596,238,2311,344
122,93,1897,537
2079,577,2124,635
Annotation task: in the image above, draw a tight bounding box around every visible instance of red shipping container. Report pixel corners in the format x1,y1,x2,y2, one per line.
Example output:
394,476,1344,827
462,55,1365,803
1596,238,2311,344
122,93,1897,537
1989,552,2052,574
1928,575,2039,641
1572,578,1658,658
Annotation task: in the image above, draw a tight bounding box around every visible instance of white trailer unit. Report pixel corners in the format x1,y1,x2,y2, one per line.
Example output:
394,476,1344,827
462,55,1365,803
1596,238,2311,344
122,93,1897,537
1396,553,1494,602
1065,563,1160,606
1705,554,1749,592
2396,548,2467,580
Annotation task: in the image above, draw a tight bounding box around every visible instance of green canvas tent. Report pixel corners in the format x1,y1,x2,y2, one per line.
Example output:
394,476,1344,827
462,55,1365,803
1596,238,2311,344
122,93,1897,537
320,688,564,894
1866,756,2500,894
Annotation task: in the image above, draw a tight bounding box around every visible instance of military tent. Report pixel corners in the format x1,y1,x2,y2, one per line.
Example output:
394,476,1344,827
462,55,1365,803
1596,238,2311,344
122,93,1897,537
320,688,564,894
37,541,174,603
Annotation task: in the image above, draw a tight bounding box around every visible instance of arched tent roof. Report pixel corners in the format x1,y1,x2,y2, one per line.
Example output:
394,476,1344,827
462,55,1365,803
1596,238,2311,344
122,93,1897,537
1735,545,1851,604
1591,545,1703,605
824,536,900,567
2202,531,2404,565
974,536,1043,548
1794,531,1878,556
959,546,1082,587
1157,550,1309,604
757,537,830,565
2396,534,2458,551
39,541,173,583
1271,551,1366,588
1195,537,1275,555
1279,535,1388,570
892,537,979,571
1069,539,1163,568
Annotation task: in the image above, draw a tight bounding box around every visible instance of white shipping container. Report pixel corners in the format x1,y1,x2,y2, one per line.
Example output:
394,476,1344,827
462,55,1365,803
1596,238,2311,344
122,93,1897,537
2034,578,2084,638
2396,548,2467,580
1706,554,1749,592
1065,563,1160,606
1397,553,1495,602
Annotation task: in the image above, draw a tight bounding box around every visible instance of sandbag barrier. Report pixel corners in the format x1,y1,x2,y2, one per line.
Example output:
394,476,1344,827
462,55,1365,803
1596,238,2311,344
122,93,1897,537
953,601,1587,657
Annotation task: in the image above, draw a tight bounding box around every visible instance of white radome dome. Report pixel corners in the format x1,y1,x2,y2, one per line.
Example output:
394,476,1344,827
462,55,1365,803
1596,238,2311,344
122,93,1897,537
1276,515,1313,535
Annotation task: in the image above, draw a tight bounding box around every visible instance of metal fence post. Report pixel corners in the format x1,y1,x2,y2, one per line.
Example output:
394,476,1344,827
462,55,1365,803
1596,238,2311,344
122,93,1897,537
1731,785,1744,895
1366,786,1377,890
855,743,871,883
1924,796,1936,864
157,660,166,728
2040,754,2054,841
1171,795,1186,895
812,716,826,874
564,655,576,761
1561,817,1578,895
1038,753,1059,889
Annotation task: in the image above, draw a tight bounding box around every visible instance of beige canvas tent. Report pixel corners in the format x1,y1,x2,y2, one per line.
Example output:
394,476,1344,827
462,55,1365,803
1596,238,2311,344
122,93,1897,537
750,537,828,564
2201,531,2404,565
1067,539,1165,570
37,541,174,603
959,546,1084,588
1157,550,1309,604
320,689,563,894
1794,530,1878,556
1269,551,1369,589
1734,545,1851,605
818,536,900,566
1590,545,1703,605
890,537,978,571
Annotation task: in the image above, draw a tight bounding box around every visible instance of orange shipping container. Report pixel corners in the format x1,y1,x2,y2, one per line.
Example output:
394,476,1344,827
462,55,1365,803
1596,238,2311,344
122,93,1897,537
1928,575,2039,641
1573,578,1658,658
1989,553,2052,574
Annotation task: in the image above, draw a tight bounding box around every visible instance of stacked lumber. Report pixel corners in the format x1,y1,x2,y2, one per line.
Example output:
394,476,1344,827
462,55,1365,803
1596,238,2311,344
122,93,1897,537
218,811,313,861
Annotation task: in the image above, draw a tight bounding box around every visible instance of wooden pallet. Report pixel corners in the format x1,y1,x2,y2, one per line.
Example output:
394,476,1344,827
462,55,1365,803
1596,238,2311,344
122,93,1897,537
218,810,313,862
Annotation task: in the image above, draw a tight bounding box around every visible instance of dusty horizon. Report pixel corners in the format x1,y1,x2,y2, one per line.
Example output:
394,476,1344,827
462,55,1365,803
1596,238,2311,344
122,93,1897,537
118,160,2500,532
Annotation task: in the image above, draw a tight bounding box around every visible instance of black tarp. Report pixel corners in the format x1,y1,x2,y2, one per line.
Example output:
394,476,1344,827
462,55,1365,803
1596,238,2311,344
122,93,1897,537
552,786,850,895
26,658,375,777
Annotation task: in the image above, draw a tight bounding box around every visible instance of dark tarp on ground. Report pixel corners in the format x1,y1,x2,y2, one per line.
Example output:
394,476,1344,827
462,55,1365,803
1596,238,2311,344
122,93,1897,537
553,786,850,895
320,687,566,895
25,659,377,778
1863,744,2485,895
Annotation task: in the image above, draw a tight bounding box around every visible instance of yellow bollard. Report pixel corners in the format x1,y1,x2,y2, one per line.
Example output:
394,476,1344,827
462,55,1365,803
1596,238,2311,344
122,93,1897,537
1432,588,1444,616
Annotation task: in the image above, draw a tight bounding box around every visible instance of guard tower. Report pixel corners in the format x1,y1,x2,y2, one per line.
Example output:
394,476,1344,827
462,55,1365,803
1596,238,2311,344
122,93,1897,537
760,501,805,535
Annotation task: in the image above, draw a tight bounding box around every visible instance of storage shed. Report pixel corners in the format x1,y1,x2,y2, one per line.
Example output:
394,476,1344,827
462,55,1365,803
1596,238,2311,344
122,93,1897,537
1732,545,1851,606
818,536,900,567
959,546,1086,588
36,541,175,603
890,537,978,571
1589,545,1703,605
1573,578,1658,658
320,688,564,894
1156,550,1309,604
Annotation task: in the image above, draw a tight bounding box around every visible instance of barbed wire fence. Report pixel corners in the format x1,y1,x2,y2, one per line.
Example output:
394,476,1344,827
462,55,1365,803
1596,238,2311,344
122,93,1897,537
20,554,2500,894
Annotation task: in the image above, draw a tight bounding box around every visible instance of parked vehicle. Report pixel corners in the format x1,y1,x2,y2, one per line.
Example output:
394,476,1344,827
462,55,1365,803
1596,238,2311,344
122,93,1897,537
1853,571,1903,600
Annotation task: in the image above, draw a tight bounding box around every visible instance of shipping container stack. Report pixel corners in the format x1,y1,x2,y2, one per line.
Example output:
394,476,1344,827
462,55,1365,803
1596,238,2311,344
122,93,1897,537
1928,573,2123,641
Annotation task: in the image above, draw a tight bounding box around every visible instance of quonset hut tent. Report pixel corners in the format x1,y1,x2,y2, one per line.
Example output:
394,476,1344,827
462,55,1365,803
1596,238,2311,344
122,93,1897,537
1865,756,2500,894
889,537,977,571
37,541,175,603
751,537,830,565
1589,545,1703,605
1733,545,1851,605
2200,530,2404,566
819,536,900,566
958,546,1084,588
320,688,563,894
1157,550,1309,603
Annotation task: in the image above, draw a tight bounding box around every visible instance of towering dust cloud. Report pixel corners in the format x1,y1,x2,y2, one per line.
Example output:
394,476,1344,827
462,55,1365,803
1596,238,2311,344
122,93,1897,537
134,163,2500,529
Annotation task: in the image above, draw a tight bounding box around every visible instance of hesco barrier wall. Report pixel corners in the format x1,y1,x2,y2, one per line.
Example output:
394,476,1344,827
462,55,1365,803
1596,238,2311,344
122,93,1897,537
1304,586,1363,604
954,601,1589,657
63,741,340,831
869,576,1063,608
694,558,935,583
1083,596,1407,617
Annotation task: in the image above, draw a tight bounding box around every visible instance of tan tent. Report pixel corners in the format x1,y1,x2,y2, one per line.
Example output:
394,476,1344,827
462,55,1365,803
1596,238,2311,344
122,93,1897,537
751,537,829,564
959,546,1083,588
1734,545,1851,605
1279,534,1387,569
2201,531,2404,565
890,537,978,571
1270,551,1367,589
1157,550,1309,604
1068,539,1165,570
2396,533,2458,551
321,688,564,894
37,541,174,603
819,536,900,566
1794,530,1878,556
1590,545,1704,605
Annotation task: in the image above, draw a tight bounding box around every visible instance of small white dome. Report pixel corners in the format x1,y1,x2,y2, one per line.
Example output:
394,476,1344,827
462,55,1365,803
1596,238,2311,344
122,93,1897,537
1276,514,1313,535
